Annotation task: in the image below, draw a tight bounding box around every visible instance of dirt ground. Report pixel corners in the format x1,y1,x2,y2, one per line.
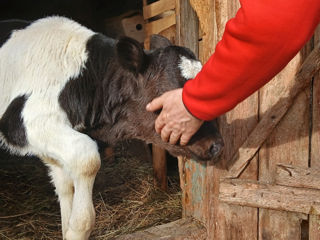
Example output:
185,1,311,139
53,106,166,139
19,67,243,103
0,140,181,240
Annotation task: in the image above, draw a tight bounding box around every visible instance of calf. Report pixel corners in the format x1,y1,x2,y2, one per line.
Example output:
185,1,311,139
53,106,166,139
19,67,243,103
0,16,223,240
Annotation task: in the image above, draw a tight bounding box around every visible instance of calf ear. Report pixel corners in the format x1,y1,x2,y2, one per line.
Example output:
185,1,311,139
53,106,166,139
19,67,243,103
150,34,172,50
116,37,146,74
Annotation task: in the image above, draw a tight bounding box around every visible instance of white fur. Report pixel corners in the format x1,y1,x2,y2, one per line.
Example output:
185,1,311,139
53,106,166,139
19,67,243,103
178,55,202,79
0,17,99,240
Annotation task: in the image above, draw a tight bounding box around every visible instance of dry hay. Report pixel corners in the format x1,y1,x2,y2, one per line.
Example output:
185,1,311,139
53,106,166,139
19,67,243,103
0,141,182,239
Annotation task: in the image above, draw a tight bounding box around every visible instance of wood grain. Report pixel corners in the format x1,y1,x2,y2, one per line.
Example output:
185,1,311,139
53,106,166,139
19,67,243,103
145,14,176,37
115,218,206,240
275,164,320,190
310,25,320,240
220,179,320,215
257,38,314,240
227,42,320,178
152,145,167,191
143,0,175,20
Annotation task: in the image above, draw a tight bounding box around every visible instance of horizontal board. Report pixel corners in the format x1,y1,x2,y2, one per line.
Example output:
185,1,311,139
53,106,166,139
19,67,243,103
276,164,320,190
143,0,176,20
219,179,320,215
115,218,206,240
145,14,176,36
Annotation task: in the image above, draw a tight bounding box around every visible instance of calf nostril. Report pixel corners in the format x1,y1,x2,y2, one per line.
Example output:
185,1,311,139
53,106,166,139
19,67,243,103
210,142,223,158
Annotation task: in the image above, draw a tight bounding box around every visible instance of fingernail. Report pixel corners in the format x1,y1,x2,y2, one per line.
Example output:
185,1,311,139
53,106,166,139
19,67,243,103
146,103,150,110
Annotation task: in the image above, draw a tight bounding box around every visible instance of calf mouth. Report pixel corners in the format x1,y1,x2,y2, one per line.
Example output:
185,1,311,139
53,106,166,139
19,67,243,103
166,140,224,163
189,141,224,162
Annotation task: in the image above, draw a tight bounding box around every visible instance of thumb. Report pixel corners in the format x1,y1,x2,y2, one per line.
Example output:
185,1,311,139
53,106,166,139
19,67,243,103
146,95,165,112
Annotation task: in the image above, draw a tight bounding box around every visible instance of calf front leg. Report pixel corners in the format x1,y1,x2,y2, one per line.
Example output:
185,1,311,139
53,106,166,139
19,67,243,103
66,173,97,240
27,122,100,240
47,164,74,239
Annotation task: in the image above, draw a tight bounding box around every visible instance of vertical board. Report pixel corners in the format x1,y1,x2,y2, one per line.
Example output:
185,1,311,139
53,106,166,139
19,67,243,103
178,0,208,221
310,25,320,240
258,39,313,239
212,1,259,238
181,1,259,239
189,0,215,63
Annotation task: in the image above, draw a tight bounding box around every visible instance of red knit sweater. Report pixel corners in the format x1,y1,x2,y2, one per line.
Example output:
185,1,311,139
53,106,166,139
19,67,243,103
182,0,320,121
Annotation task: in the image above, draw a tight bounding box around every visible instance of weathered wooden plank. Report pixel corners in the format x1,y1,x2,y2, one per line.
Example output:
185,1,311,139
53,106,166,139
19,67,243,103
275,163,320,190
115,218,206,240
177,0,204,220
177,0,198,56
152,145,167,191
177,2,216,238
189,0,216,63
145,14,176,36
143,0,176,20
211,1,259,239
227,42,320,178
180,1,259,239
310,215,320,240
310,25,320,240
175,0,202,223
258,40,314,240
220,179,320,215
259,209,308,240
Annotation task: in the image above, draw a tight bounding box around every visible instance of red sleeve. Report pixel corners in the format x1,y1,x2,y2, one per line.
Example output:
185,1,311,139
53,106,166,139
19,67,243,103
182,0,320,121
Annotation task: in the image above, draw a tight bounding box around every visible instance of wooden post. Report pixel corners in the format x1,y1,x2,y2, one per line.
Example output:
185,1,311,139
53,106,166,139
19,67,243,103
152,144,167,191
179,1,260,239
257,36,314,240
143,0,177,191
310,25,320,240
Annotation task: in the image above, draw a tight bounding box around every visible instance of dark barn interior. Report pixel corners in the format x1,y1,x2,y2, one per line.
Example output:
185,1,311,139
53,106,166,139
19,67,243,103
0,0,142,32
0,0,181,239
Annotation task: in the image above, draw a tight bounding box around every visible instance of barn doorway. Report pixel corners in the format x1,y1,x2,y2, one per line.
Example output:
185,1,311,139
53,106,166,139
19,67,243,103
0,0,182,239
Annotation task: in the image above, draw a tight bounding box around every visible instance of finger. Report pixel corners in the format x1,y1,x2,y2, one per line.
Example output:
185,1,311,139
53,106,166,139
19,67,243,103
169,132,181,145
180,133,192,146
154,114,166,134
146,95,165,112
160,126,171,142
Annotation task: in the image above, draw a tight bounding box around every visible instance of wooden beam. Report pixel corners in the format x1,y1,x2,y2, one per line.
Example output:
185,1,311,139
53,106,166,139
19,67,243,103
145,13,176,37
177,0,199,55
310,25,320,240
143,0,176,20
219,179,320,215
226,43,320,178
275,163,320,190
115,218,207,240
152,145,167,191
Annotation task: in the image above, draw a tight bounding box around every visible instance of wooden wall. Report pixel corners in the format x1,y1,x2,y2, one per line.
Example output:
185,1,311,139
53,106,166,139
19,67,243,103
178,1,320,239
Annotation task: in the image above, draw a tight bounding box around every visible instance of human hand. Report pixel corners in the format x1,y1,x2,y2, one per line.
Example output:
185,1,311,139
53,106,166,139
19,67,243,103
146,88,204,145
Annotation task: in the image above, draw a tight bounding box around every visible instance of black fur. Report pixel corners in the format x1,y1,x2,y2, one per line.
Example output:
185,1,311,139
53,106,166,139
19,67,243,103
58,34,143,131
116,37,146,74
59,34,115,129
0,19,31,47
58,32,223,160
150,34,172,49
0,95,28,147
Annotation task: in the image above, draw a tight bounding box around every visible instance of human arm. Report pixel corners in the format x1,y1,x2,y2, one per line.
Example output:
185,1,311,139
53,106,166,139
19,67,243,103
147,0,320,144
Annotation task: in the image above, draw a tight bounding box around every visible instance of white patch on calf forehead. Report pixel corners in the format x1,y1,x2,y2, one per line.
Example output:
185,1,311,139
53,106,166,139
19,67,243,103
178,56,202,79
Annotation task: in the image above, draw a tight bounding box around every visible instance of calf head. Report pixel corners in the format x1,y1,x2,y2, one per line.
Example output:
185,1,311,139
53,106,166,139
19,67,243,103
90,35,224,162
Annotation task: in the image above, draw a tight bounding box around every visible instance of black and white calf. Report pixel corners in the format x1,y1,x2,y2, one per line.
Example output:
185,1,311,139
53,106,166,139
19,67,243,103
0,17,223,239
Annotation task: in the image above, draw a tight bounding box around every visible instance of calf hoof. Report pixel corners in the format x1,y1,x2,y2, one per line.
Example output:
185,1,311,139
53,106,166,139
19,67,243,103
65,228,91,240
